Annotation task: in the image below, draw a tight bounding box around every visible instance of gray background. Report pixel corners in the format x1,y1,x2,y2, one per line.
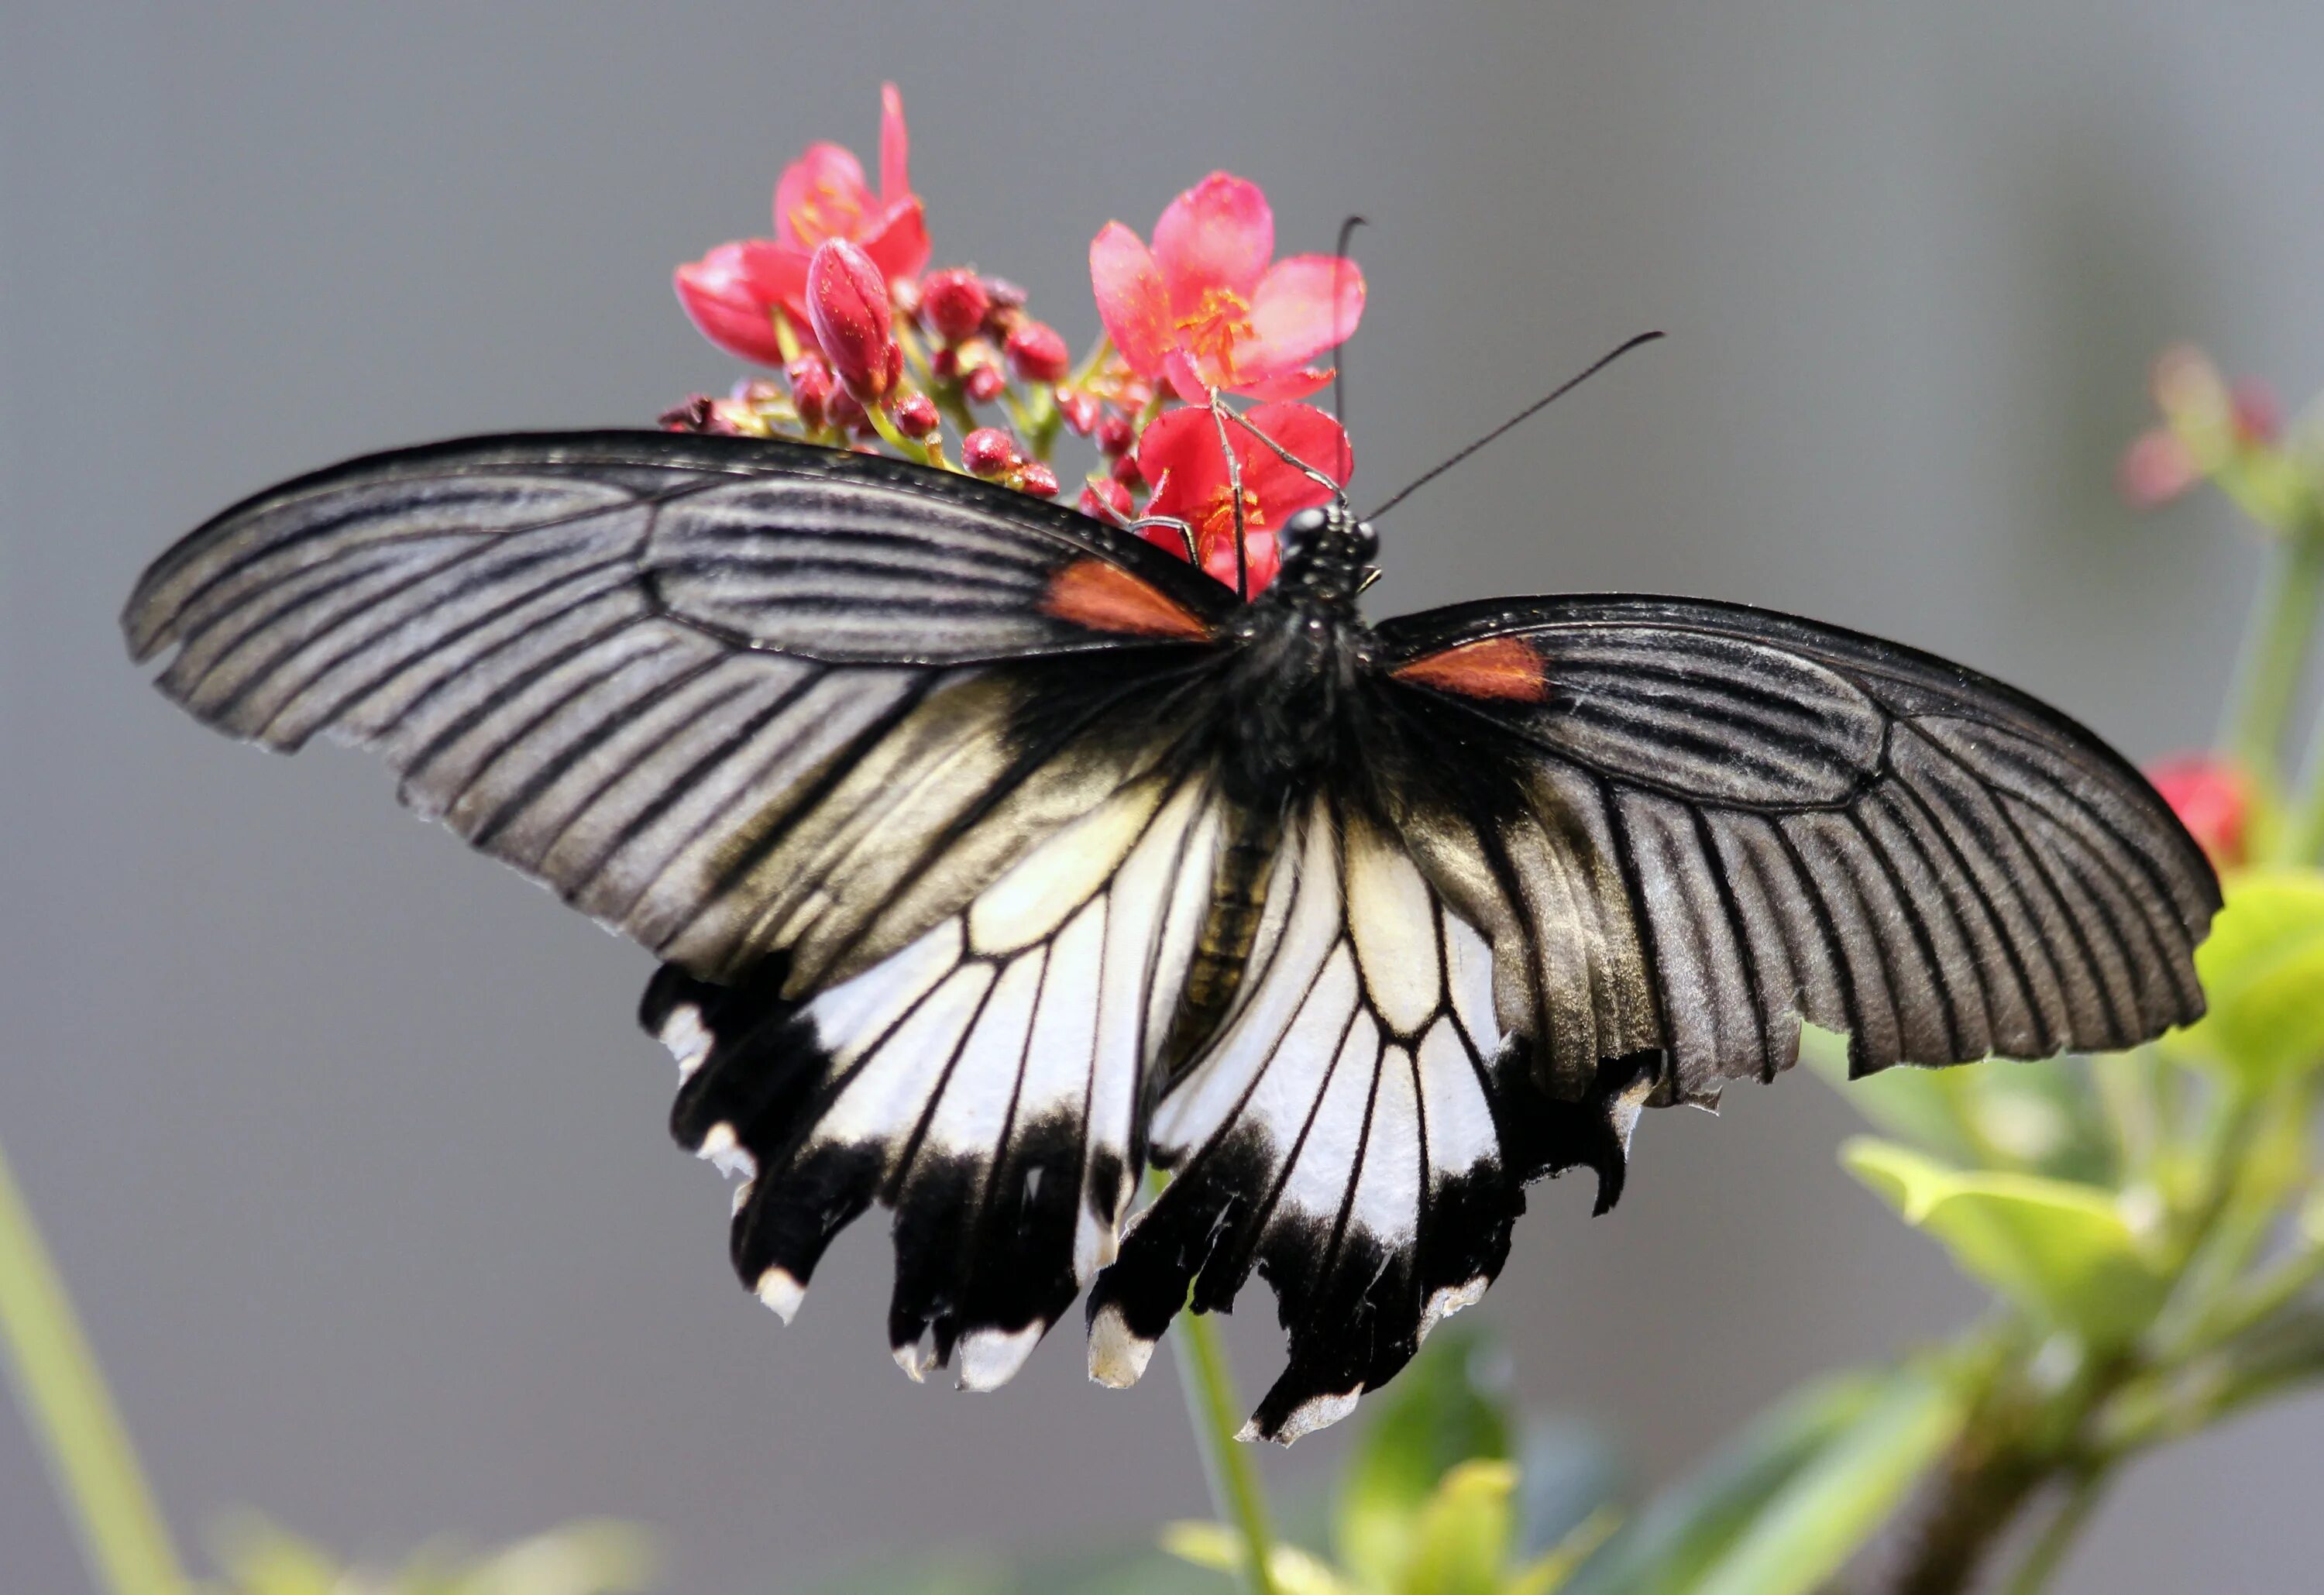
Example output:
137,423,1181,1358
5,3,2321,1591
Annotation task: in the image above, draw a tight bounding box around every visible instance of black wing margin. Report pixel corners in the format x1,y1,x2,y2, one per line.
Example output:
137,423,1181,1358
121,431,1237,981
1370,594,2219,1105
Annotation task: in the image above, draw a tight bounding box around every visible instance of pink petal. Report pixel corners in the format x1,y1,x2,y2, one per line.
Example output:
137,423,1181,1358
878,82,912,203
673,240,792,366
1246,255,1366,373
1202,528,1278,594
1091,222,1174,381
1164,349,1213,404
775,143,875,248
1238,401,1352,502
1151,173,1274,309
1239,366,1334,403
1136,406,1232,521
861,198,931,285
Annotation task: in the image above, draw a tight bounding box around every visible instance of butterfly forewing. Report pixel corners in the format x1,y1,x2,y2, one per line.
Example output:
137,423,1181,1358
1372,594,2220,1102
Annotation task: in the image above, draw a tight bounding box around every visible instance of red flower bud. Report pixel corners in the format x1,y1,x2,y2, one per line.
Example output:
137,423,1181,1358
1056,388,1102,436
892,391,940,438
982,275,1029,323
1096,411,1136,457
660,395,721,433
828,388,868,432
1016,462,1061,498
1111,452,1144,487
964,363,1007,404
931,346,961,381
1079,478,1134,522
2148,756,2252,870
963,428,1019,479
1006,320,1072,385
920,267,990,344
786,353,834,432
806,239,902,404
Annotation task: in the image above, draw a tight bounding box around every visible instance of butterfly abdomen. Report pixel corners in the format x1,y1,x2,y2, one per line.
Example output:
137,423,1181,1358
1156,799,1284,1085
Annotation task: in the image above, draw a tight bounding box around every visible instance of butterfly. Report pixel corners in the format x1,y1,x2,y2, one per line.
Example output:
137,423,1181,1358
122,429,2219,1442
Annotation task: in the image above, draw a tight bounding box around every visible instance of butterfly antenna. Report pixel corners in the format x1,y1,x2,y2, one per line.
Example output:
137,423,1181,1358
1366,329,1665,521
1330,214,1367,452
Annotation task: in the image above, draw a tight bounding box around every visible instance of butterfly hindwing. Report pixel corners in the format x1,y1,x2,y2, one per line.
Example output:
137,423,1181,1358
1372,594,2221,1102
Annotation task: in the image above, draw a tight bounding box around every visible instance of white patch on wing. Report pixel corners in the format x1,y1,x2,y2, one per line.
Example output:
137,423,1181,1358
1240,1390,1359,1445
814,962,994,1159
923,953,1044,1157
968,775,1167,954
1418,1017,1499,1182
806,920,963,1067
1086,1301,1156,1388
658,1002,711,1081
755,1267,806,1322
957,1325,1042,1391
1277,996,1378,1222
1347,1048,1423,1247
1442,905,1498,1052
1345,818,1443,1036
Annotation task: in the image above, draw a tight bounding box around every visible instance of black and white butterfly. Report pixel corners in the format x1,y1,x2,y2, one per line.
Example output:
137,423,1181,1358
122,430,2218,1442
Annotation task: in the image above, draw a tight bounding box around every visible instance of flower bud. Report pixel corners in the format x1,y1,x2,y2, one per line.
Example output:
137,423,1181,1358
1006,320,1071,385
892,391,940,438
931,346,961,382
2147,756,2251,869
806,239,902,404
1096,411,1136,457
982,276,1029,329
962,428,1019,479
1056,388,1102,436
1079,478,1134,522
920,267,990,344
786,353,834,433
659,395,720,433
1111,452,1144,488
964,363,1007,404
829,388,868,433
1016,462,1061,498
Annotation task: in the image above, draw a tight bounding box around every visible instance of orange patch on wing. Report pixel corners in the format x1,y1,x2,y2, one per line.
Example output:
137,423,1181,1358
1043,558,1212,641
1391,635,1552,701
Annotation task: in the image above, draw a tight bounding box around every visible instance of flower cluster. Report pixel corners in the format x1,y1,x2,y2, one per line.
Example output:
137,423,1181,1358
667,85,1362,596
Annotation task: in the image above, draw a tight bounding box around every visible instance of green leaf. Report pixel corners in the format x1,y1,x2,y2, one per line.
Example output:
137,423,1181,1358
2171,868,2324,1087
1159,1522,1360,1595
1842,1138,2168,1345
1333,1329,1513,1590
1562,1373,1882,1595
1401,1460,1516,1595
1688,1372,1962,1595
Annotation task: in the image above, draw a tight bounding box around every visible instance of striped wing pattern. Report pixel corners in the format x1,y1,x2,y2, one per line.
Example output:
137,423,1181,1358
1373,596,2222,1104
122,433,1232,983
1084,797,1654,1442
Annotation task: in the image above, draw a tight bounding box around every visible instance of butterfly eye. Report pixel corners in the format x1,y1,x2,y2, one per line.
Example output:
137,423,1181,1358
1284,507,1331,544
1349,521,1380,561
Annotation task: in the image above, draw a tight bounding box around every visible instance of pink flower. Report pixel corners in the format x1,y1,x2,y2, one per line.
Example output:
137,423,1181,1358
673,240,798,366
672,84,930,365
1136,400,1351,594
806,239,902,403
1091,173,1364,403
2119,428,2197,507
2148,756,2252,869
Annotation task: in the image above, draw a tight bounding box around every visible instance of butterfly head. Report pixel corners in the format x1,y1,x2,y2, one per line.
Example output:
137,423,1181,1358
1271,504,1380,610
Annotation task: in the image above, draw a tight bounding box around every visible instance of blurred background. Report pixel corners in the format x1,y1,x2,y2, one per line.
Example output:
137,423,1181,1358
5,3,2322,1590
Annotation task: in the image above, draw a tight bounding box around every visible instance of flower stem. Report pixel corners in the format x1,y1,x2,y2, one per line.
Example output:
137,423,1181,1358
1171,1310,1279,1595
2283,694,2324,865
2000,1466,2113,1595
2220,519,2324,779
0,1134,191,1595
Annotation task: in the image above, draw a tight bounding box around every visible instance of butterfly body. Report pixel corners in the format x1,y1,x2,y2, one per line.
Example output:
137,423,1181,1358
123,431,2218,1442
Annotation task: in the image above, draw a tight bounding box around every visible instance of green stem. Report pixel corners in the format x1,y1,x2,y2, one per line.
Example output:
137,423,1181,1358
1171,1311,1280,1595
0,1135,191,1595
2220,521,2324,779
2000,1466,2112,1595
2284,694,2324,865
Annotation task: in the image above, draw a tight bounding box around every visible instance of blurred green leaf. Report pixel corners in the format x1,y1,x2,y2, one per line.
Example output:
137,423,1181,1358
1562,1372,1881,1595
1805,1030,2113,1182
1804,1026,1982,1165
1688,1371,1961,1595
1510,1420,1622,1562
2171,868,2324,1087
1843,1138,2168,1346
1401,1460,1515,1595
1503,1511,1618,1595
207,1518,654,1595
1160,1521,1359,1595
1333,1330,1512,1590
